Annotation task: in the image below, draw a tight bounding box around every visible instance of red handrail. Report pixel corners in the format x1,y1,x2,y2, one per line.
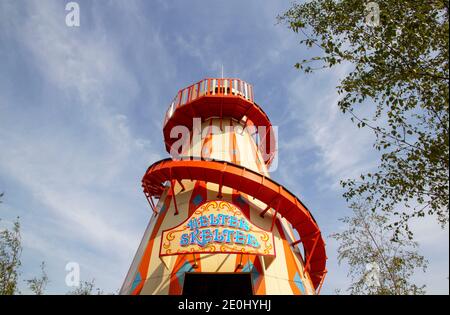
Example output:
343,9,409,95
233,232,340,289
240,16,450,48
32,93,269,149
142,157,327,290
162,78,276,166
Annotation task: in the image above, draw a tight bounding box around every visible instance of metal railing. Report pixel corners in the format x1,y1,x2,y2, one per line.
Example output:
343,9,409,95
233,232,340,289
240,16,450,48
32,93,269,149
164,78,254,126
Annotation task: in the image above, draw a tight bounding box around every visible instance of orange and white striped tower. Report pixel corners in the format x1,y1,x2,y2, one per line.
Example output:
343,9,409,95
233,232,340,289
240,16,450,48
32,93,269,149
120,78,327,295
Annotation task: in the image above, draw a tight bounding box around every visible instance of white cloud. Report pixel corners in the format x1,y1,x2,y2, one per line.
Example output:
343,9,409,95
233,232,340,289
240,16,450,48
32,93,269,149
0,0,447,295
278,64,448,294
278,66,378,191
0,0,165,292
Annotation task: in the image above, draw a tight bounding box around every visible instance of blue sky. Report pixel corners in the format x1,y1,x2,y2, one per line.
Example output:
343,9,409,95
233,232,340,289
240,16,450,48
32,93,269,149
0,0,448,294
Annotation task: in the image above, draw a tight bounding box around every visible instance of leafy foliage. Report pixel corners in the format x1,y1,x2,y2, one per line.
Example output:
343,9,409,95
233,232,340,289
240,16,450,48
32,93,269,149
331,201,427,295
0,217,22,295
279,0,449,238
1,194,109,295
66,279,104,295
25,261,49,295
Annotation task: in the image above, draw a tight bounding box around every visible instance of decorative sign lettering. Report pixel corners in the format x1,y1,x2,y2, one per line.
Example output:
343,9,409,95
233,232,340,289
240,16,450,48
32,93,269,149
160,200,275,256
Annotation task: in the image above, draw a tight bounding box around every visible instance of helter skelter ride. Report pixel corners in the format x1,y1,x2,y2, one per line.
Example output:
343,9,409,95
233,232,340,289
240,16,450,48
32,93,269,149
120,78,327,295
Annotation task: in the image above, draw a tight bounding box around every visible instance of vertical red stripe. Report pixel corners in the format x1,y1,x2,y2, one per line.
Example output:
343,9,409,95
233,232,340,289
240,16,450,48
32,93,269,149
201,119,213,159
132,192,172,295
232,191,250,218
186,180,207,278
276,219,305,295
169,253,203,294
247,119,264,173
229,119,240,165
188,181,207,215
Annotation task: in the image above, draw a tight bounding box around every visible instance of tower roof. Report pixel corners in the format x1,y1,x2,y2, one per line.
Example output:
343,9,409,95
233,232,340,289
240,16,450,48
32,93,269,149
162,78,276,166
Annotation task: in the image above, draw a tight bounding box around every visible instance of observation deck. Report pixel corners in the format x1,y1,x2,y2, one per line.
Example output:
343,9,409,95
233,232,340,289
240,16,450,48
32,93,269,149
162,78,276,166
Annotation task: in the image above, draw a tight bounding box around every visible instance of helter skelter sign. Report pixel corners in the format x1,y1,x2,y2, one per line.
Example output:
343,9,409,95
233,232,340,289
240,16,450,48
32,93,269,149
160,200,275,256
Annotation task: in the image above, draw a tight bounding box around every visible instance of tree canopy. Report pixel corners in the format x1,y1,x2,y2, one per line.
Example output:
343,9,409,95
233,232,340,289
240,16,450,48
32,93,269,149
279,0,449,238
0,217,22,295
331,201,427,294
